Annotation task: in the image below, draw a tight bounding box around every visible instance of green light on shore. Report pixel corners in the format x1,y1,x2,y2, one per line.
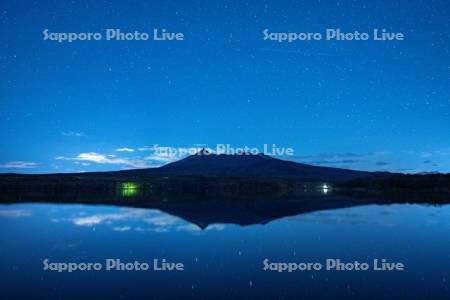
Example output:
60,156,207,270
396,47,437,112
121,182,139,197
122,182,138,190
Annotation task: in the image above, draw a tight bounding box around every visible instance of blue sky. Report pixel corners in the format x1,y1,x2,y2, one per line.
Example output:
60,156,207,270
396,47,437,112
0,0,449,173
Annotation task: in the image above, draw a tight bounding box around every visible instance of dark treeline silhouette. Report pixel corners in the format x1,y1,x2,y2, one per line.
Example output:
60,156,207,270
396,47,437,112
336,173,450,191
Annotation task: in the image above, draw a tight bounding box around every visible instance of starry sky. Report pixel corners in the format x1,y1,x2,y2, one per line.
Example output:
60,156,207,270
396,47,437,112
0,0,449,173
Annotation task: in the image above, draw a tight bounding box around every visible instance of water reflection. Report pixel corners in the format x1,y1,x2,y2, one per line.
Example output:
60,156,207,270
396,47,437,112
47,206,226,233
1,198,450,299
2,200,449,234
50,208,173,231
1,190,450,230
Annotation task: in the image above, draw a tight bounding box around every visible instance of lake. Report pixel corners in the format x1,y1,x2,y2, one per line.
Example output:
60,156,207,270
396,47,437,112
1,196,450,299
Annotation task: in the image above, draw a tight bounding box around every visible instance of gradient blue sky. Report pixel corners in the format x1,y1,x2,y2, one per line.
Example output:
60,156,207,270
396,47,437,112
0,0,449,173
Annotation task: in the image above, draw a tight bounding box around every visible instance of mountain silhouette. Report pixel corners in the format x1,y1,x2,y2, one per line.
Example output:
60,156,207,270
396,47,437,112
125,152,380,182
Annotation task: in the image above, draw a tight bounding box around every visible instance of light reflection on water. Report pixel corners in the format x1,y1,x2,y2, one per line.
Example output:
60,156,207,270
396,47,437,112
0,202,450,299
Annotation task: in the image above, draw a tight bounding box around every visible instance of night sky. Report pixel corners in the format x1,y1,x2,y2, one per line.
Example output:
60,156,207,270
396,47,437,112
0,0,449,173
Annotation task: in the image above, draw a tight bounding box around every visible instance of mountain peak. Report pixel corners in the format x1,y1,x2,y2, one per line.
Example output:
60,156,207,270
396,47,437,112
195,148,211,156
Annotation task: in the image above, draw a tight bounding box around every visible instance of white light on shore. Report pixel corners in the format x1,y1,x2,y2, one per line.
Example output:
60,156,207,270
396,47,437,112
322,183,330,194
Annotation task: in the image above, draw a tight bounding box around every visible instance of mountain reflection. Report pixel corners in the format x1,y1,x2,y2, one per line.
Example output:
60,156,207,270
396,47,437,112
47,206,228,232
1,189,449,230
66,208,214,232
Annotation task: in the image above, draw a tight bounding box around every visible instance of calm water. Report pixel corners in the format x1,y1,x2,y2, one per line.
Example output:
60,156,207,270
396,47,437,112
1,200,450,299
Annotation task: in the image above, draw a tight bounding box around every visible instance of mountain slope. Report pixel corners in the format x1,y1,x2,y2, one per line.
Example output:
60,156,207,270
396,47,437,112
143,152,378,182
